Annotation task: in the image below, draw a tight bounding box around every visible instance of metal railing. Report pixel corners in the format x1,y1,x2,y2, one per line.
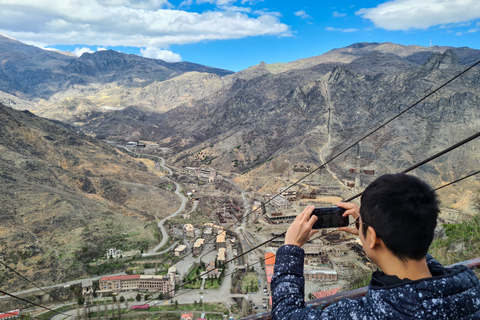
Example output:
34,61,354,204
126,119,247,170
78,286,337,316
238,257,480,320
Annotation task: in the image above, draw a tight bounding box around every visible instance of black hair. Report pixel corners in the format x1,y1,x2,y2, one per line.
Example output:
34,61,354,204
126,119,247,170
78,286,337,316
360,173,439,262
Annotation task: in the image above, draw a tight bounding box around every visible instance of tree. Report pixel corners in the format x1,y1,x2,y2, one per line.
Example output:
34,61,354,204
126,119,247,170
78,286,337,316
120,296,125,303
112,295,117,303
175,300,179,309
136,293,141,302
194,300,197,307
77,296,85,305
199,300,203,307
157,292,163,300
196,267,200,276
144,294,150,301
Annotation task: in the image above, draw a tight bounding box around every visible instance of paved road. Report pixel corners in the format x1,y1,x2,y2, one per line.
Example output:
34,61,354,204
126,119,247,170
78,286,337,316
144,156,188,256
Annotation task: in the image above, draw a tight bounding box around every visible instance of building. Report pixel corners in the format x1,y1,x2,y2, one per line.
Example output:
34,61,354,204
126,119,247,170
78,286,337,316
181,313,193,320
278,187,297,200
99,275,173,296
168,266,178,286
131,305,149,310
303,269,337,282
0,310,20,320
265,252,276,292
193,238,205,256
311,288,341,299
107,248,122,259
82,279,93,296
183,167,217,183
265,194,292,211
216,231,226,249
184,224,195,238
217,247,226,262
99,275,141,292
206,261,218,276
139,275,173,293
174,245,187,257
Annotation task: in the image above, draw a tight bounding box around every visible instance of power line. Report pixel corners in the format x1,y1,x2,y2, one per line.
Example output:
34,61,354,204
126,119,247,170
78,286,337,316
151,55,480,289
0,261,51,297
0,289,72,318
344,130,480,202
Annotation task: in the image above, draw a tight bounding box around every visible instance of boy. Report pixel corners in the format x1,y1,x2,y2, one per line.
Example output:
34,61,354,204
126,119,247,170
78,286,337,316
272,173,480,319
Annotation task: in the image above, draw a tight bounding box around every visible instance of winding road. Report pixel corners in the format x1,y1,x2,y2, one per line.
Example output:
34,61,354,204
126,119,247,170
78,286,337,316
144,156,188,256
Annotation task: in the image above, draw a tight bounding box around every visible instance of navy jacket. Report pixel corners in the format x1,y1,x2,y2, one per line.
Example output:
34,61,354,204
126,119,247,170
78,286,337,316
272,245,480,319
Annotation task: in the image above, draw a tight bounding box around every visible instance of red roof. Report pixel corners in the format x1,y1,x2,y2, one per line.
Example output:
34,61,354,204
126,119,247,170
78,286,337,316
100,275,140,281
311,287,341,299
131,305,149,310
265,252,276,266
0,310,19,319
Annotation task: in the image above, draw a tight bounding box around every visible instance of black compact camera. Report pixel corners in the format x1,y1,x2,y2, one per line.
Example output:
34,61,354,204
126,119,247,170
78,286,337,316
311,206,348,229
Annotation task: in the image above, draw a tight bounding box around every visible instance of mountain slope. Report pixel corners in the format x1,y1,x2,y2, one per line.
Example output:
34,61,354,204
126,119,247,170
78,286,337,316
74,47,480,193
0,103,180,291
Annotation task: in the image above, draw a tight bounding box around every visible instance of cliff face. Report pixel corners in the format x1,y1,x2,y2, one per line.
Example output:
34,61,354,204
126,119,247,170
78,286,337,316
0,103,180,290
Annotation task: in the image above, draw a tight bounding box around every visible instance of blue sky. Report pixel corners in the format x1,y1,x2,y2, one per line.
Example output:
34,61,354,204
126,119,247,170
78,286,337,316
0,0,479,71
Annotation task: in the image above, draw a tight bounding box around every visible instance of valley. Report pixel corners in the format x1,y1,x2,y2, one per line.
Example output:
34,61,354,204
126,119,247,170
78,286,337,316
1,37,480,319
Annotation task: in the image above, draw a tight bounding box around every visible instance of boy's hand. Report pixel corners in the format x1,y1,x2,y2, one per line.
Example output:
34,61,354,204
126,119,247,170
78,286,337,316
285,205,319,247
337,202,360,235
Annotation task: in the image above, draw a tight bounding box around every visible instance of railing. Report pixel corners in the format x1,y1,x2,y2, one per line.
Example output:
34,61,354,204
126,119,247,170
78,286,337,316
238,257,480,320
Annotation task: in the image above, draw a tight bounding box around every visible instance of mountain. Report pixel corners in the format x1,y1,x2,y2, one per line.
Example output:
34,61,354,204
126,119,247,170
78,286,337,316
1,39,480,201
71,44,480,194
0,34,233,100
0,103,180,291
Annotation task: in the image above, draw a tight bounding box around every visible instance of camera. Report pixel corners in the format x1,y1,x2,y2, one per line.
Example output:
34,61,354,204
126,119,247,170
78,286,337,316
311,206,348,229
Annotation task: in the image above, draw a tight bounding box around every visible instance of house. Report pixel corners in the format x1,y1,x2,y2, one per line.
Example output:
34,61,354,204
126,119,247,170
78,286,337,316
216,231,226,249
184,224,195,238
217,247,226,262
174,245,187,257
0,310,20,320
106,248,122,259
206,261,218,276
82,279,93,296
168,266,177,286
192,238,205,256
181,313,193,320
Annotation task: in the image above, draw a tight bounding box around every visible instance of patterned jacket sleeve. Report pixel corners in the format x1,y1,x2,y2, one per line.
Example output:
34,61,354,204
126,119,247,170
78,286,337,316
271,245,367,320
271,245,327,319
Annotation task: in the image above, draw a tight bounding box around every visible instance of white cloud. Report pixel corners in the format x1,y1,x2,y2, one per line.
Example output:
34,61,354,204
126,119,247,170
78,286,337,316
325,27,358,32
0,0,290,51
140,47,182,62
294,10,311,19
332,11,346,18
97,47,108,51
73,47,95,56
356,0,480,30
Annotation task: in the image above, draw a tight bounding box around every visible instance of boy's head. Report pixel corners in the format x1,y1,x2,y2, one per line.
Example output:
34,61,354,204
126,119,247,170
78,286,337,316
360,173,439,262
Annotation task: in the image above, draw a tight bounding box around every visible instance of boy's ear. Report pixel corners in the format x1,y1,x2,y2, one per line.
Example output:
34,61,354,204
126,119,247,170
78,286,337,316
367,226,381,250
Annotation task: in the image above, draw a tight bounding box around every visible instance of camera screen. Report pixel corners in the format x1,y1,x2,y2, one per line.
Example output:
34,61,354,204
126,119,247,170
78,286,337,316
311,207,348,229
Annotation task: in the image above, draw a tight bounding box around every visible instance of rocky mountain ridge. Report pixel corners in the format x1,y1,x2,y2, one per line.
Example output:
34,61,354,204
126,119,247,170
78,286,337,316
71,47,480,194
0,34,232,101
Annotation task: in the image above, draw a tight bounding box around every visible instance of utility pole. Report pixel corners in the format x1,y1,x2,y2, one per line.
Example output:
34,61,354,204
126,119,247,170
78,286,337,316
97,301,100,320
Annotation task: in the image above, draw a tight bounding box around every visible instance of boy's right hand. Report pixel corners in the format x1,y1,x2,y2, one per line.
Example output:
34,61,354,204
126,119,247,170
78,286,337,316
337,202,360,235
